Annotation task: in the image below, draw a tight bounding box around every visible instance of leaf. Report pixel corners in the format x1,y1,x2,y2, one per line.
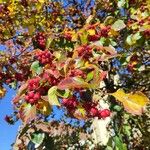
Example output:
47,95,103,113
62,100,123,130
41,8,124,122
111,20,126,31
73,104,87,120
19,103,36,124
111,89,149,115
88,29,96,36
48,86,60,106
31,61,42,75
0,86,6,98
46,37,53,49
28,25,35,35
37,100,52,116
86,15,93,24
38,0,45,4
31,132,45,148
126,32,142,46
58,77,89,90
17,82,28,96
57,89,70,98
117,0,126,8
86,71,94,82
104,16,115,25
113,136,127,150
79,30,88,44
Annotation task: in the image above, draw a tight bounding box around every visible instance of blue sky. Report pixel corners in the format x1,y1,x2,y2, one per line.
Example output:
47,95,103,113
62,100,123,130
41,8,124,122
0,87,20,150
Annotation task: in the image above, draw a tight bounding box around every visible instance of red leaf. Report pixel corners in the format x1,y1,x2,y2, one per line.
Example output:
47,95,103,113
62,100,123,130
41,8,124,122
19,103,36,124
58,77,89,90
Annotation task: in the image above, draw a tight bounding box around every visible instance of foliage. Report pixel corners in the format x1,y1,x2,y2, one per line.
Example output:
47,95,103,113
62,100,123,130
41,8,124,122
0,0,150,149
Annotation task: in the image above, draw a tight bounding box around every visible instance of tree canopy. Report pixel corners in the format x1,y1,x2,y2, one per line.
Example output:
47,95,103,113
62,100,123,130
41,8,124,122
0,0,150,149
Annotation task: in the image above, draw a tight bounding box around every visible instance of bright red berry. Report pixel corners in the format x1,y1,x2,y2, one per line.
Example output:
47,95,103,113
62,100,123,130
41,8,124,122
98,109,111,118
89,107,99,117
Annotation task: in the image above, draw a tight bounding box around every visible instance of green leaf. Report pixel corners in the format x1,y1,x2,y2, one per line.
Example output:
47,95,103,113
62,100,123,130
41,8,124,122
111,20,126,31
117,0,126,8
113,136,127,150
31,132,45,148
31,61,42,75
132,32,142,41
123,125,131,136
126,35,133,45
113,105,122,111
86,71,94,82
106,146,113,150
48,86,60,106
57,89,70,98
104,16,115,25
80,31,88,44
126,32,142,46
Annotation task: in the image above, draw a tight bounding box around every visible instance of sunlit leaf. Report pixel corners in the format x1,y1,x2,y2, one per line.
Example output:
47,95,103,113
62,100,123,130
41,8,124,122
46,37,53,49
31,61,42,75
58,77,89,90
73,104,87,120
111,20,126,31
86,71,94,82
37,100,52,116
88,29,96,36
0,86,6,99
48,86,60,106
111,89,149,115
57,89,70,98
31,132,45,148
17,83,28,96
19,103,36,124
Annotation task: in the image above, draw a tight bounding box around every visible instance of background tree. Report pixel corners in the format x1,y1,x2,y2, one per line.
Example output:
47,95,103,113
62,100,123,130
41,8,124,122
0,0,150,149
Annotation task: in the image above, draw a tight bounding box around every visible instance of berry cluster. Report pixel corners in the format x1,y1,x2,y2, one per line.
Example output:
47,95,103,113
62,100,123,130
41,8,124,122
35,50,52,65
25,91,41,104
88,34,101,41
34,32,46,50
100,26,110,37
87,104,110,119
88,26,110,42
62,97,78,109
28,77,40,91
42,72,58,86
62,98,111,119
76,45,92,58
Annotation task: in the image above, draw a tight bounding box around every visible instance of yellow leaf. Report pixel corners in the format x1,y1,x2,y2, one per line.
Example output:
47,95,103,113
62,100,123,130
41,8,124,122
37,100,52,116
48,86,60,106
111,89,149,115
73,104,87,120
0,87,6,98
88,29,96,36
38,0,45,3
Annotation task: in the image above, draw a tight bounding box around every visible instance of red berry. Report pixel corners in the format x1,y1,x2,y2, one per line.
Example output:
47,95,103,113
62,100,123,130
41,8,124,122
98,109,110,118
28,91,34,98
29,98,35,104
89,107,98,117
33,92,41,100
25,95,29,101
